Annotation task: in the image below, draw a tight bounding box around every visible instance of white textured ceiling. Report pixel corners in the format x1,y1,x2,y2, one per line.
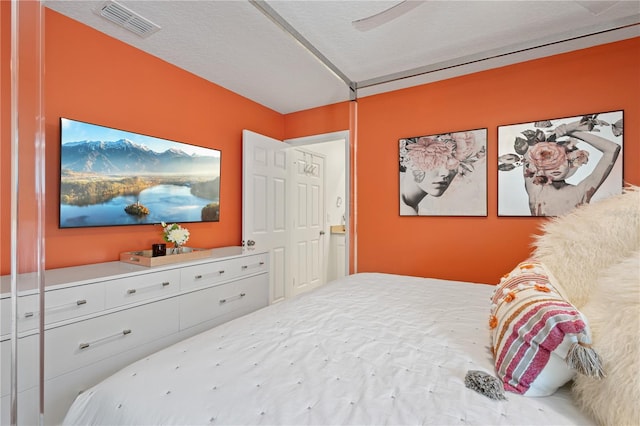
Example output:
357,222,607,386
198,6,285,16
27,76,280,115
44,0,640,114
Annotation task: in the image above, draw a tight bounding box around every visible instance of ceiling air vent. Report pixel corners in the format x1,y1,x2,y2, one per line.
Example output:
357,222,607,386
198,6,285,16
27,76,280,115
94,0,161,38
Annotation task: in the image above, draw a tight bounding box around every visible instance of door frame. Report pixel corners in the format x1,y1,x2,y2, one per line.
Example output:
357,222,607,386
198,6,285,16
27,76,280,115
284,130,350,279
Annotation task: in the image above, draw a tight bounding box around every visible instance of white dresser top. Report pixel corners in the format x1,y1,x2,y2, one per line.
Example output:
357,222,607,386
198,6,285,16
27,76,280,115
1,246,266,297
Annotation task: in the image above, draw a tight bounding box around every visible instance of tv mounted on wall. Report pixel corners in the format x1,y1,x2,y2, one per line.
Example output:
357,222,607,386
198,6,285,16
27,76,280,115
59,117,221,228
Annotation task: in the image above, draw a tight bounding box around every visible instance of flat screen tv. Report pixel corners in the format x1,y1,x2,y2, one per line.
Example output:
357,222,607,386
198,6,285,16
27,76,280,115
59,117,221,228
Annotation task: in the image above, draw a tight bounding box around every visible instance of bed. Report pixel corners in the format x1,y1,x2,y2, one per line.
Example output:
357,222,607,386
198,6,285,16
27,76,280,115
63,272,596,425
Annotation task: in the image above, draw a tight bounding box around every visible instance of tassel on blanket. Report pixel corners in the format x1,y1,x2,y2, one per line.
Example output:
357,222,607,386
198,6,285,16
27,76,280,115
566,339,605,379
464,370,507,400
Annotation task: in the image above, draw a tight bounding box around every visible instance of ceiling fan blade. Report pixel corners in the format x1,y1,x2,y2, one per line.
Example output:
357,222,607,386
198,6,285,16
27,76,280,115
352,1,424,32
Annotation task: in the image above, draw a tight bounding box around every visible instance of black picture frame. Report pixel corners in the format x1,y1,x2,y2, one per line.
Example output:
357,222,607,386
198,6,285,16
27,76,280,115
399,128,487,216
497,111,623,217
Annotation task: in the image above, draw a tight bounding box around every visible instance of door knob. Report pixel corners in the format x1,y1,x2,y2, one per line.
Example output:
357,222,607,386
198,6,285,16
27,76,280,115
319,231,325,235
247,240,256,246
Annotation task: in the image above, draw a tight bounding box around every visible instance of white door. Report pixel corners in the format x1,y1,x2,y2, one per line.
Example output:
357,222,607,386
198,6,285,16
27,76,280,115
285,131,350,280
242,130,289,304
291,149,325,296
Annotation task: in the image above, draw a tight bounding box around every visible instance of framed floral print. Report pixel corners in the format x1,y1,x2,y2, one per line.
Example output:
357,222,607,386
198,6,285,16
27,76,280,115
498,111,623,217
399,128,487,216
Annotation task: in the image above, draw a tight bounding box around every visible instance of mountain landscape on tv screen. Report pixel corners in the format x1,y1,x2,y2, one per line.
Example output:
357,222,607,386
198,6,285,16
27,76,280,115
60,138,221,227
61,138,220,174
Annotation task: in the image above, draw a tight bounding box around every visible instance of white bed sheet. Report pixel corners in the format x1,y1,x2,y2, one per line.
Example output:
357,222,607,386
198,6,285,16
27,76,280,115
64,273,595,425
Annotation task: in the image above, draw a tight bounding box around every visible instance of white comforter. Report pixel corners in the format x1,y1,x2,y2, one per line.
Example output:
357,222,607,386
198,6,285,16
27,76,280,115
64,273,595,425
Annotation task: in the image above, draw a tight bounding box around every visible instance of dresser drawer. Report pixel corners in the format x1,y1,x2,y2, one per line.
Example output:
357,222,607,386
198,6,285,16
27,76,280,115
180,253,268,291
180,261,230,291
3,294,39,334
104,270,180,309
0,298,9,337
44,297,179,380
1,387,38,426
4,284,106,334
179,274,268,330
1,334,38,397
42,284,105,326
235,252,268,277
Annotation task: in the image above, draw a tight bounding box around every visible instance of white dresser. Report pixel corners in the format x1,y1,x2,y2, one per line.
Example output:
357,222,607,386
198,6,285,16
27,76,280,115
0,247,269,425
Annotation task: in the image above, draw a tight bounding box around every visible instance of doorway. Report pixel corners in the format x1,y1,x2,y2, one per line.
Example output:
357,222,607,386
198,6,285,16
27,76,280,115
290,147,326,297
285,131,350,287
242,130,349,303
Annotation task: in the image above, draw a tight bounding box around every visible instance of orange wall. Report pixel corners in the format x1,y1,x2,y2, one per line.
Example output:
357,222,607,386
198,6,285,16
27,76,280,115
286,37,640,284
0,0,45,275
42,9,286,270
284,102,350,139
2,8,638,285
0,9,284,274
0,1,10,276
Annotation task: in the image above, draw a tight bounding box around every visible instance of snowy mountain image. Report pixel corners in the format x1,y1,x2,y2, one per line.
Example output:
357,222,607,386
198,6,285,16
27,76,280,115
59,119,221,228
61,139,219,175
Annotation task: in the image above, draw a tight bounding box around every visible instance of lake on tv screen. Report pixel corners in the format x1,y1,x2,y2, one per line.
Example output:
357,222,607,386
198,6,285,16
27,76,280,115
60,184,218,228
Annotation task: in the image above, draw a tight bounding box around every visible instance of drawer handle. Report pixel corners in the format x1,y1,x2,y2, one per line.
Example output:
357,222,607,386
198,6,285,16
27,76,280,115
126,281,171,295
24,299,88,318
219,292,246,304
79,329,132,350
241,261,265,270
194,270,225,280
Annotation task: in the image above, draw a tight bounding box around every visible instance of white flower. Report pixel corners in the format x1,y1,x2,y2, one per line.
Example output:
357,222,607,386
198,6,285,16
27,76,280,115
161,223,190,246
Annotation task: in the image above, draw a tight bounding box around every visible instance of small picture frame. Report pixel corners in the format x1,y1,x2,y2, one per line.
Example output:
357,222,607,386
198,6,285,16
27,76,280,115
399,128,487,216
498,111,623,217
